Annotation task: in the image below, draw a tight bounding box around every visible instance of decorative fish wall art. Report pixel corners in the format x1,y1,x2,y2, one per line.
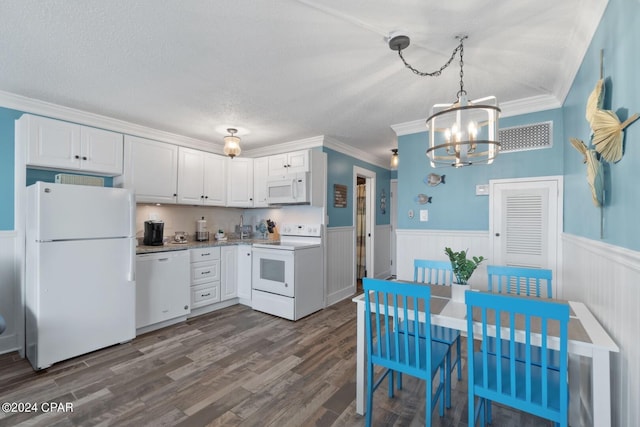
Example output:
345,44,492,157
424,173,445,186
415,194,432,204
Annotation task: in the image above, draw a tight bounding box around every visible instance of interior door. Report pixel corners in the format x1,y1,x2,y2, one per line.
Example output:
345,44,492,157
489,177,562,294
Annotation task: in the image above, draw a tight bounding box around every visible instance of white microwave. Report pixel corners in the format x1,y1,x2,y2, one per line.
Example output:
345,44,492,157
266,172,310,205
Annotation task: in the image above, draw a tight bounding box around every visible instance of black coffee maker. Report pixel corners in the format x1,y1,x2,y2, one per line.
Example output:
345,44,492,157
143,220,164,246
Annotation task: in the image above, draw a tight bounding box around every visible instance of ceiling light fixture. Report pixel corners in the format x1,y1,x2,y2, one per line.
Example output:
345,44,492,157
390,148,399,170
223,128,241,158
389,33,501,168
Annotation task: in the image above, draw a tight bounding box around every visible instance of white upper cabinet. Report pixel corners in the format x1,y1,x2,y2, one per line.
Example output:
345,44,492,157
227,157,254,207
178,147,226,206
23,114,123,176
203,153,226,206
267,150,309,176
119,135,178,204
252,157,269,207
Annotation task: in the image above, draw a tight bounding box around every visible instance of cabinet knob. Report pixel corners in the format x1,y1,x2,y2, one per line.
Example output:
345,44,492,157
184,305,189,310
82,156,87,160
200,195,204,199
74,155,80,159
495,233,500,237
205,195,208,199
173,193,177,197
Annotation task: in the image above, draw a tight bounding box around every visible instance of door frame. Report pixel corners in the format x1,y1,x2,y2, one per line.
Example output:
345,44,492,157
390,179,397,276
489,175,563,297
353,166,375,282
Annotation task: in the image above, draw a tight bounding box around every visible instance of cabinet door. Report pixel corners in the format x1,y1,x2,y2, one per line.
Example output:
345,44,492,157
80,126,123,175
26,114,81,170
236,245,252,301
227,157,254,207
267,153,289,176
221,246,238,300
125,136,178,204
203,152,226,206
253,157,269,207
177,147,205,204
286,150,309,173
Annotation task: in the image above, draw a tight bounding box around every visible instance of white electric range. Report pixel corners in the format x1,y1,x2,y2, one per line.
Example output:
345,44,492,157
252,224,324,320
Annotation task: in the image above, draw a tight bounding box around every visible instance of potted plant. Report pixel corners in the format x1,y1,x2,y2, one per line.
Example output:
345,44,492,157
444,247,485,302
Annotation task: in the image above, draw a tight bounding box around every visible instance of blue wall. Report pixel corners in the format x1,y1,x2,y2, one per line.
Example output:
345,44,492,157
397,109,564,230
0,107,22,230
323,147,391,227
563,0,640,251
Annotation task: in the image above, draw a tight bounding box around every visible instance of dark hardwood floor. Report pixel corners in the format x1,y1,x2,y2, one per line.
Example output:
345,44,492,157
0,295,552,426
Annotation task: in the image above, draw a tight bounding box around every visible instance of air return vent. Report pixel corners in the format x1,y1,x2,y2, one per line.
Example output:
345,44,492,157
498,121,552,153
55,174,104,187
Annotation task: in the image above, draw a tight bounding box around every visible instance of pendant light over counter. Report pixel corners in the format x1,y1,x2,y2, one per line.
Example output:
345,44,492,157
223,128,241,158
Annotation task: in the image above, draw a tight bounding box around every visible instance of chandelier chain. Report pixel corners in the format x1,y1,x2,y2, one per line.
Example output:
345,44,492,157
396,35,467,79
457,41,466,98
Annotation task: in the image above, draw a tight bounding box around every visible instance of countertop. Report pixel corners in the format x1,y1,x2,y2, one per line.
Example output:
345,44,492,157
136,237,279,254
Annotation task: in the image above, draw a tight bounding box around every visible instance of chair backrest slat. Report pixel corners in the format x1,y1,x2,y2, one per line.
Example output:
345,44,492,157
363,278,433,379
466,291,569,424
487,265,553,298
414,259,453,286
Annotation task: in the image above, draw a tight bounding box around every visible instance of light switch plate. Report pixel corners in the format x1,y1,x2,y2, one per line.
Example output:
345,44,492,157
476,184,489,196
420,209,428,222
408,209,414,219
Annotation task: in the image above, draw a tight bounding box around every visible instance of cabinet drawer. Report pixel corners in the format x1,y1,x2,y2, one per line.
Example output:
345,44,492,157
191,282,221,308
190,247,220,262
191,260,221,284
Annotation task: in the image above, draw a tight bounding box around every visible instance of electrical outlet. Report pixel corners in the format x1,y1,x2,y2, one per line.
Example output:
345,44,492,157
420,209,428,222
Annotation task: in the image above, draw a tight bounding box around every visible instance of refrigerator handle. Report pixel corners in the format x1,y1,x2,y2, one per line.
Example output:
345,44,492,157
128,238,136,282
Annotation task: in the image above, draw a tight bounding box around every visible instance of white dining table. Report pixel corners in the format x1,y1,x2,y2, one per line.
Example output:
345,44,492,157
353,286,620,427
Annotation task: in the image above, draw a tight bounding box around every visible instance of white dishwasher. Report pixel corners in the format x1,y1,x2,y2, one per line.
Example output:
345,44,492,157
136,250,190,330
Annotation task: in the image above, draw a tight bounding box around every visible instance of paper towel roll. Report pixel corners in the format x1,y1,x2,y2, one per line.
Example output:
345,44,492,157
196,217,207,232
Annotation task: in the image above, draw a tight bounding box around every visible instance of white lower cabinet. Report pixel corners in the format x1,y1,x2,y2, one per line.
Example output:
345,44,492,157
136,251,190,330
237,244,252,304
221,246,238,300
190,247,221,309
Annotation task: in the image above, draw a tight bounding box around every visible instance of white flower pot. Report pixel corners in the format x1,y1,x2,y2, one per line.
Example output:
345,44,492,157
451,283,471,303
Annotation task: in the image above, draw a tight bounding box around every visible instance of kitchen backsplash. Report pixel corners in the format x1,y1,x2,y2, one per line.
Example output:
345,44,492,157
136,204,325,241
136,204,244,241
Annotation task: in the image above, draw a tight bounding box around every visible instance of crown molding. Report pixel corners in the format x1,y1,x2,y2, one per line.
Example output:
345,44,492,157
0,90,223,154
243,135,325,158
391,94,563,137
322,136,388,169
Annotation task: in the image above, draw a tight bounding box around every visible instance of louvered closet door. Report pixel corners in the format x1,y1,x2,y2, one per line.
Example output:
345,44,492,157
490,178,561,291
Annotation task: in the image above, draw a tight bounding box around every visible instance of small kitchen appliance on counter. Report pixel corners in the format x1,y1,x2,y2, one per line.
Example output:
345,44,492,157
173,231,188,243
196,217,209,241
143,220,164,246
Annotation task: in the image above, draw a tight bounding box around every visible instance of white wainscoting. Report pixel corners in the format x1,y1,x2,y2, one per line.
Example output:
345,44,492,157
396,229,490,288
0,231,21,355
374,224,391,279
562,233,640,427
326,227,355,305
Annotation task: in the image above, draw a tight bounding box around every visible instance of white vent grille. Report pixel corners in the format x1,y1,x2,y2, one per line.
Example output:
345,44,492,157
499,121,552,153
505,193,544,266
55,174,104,187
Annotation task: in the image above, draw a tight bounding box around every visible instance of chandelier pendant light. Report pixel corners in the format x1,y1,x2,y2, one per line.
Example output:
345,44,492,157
390,34,501,168
223,128,241,158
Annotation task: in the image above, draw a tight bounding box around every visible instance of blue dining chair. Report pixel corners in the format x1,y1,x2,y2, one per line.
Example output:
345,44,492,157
485,265,559,422
363,278,449,427
410,259,462,409
487,265,553,298
465,291,569,427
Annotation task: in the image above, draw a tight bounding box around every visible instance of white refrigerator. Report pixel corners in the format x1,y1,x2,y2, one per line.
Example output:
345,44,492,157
25,182,136,370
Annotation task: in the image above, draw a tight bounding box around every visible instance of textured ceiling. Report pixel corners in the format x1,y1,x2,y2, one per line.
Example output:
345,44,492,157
0,0,608,166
